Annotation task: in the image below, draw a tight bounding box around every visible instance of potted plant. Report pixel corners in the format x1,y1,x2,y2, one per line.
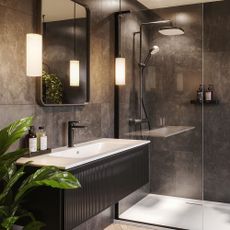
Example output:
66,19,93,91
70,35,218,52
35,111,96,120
0,117,80,230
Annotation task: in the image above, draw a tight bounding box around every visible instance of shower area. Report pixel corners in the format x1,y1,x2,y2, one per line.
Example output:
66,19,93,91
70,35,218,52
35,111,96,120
117,0,230,229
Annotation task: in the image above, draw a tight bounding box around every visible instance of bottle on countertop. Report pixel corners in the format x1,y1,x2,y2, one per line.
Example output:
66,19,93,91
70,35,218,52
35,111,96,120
28,126,37,153
205,84,214,102
197,84,205,102
37,126,48,151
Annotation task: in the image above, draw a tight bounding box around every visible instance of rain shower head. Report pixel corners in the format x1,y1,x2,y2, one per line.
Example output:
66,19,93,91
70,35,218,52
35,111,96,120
159,26,184,36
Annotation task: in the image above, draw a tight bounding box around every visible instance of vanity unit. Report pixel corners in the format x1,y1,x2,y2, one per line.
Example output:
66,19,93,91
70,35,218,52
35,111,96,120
17,138,150,230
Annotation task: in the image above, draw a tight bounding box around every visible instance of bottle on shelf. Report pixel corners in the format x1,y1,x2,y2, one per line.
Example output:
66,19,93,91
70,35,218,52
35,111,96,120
37,126,48,151
28,126,37,153
197,84,205,102
205,84,214,102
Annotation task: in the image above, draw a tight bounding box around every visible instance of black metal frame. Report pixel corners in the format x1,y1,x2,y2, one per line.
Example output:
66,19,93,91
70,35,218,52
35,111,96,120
114,10,130,139
34,0,91,107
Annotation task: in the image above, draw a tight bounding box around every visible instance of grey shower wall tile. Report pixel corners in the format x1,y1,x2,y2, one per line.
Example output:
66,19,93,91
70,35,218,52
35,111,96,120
174,151,202,199
204,0,230,52
0,6,35,105
204,104,230,202
0,0,33,15
204,51,230,104
204,163,230,203
150,149,176,195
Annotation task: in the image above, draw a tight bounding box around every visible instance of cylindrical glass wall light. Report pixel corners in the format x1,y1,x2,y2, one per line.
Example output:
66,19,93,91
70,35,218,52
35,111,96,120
26,33,42,77
70,60,80,87
115,57,126,86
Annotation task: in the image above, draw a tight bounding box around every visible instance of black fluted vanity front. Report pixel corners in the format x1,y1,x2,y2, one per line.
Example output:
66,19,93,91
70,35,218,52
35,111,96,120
17,139,150,230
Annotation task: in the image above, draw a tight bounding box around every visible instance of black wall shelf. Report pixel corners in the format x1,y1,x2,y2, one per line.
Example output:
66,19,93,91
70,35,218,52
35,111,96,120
190,100,219,105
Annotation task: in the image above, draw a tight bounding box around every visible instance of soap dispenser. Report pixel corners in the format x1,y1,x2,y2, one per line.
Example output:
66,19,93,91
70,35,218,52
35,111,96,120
28,126,37,153
37,126,48,151
197,84,205,102
205,84,214,102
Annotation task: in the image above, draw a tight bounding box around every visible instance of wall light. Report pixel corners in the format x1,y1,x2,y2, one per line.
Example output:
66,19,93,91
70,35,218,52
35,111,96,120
70,2,80,87
70,60,80,87
26,33,42,77
115,57,126,86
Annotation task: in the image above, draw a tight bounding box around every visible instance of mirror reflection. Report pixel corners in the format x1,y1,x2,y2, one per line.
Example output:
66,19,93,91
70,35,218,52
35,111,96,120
40,0,89,105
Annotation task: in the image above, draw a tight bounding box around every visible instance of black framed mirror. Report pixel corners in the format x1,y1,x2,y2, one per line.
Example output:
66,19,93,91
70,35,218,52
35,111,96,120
36,0,90,106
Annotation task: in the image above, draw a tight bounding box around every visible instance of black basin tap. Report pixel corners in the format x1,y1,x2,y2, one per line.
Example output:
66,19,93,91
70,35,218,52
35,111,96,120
68,121,87,147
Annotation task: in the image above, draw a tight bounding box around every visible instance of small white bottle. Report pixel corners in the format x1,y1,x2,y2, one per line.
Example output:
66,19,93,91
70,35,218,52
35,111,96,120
28,126,37,153
38,127,48,151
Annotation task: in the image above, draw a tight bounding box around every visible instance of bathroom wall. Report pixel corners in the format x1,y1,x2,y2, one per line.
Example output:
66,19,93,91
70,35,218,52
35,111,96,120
0,0,115,149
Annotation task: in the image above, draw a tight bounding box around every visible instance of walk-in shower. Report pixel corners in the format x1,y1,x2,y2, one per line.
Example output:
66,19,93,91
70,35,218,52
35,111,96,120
118,1,230,229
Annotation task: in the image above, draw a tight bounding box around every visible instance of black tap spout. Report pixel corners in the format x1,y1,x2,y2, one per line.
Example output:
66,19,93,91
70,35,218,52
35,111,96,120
68,121,87,147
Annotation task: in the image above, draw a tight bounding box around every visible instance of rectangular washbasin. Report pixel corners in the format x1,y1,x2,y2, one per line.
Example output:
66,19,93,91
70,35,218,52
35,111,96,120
49,140,133,159
17,138,150,169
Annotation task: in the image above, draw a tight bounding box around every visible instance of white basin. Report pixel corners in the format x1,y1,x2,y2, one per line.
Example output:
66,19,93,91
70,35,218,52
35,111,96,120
49,140,135,159
17,138,150,169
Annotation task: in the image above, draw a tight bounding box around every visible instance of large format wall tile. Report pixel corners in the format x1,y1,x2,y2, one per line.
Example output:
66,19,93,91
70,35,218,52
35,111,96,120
0,105,35,129
0,6,35,105
0,0,33,15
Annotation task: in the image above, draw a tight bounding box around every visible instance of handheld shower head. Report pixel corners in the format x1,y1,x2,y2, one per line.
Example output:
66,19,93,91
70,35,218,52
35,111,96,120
150,45,160,55
142,45,160,67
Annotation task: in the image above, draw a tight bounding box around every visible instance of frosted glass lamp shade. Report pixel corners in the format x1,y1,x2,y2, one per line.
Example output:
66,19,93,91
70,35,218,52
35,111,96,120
70,60,80,87
26,33,42,77
115,57,126,86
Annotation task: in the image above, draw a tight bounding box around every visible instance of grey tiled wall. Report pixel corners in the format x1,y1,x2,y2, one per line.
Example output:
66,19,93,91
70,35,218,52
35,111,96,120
0,0,115,149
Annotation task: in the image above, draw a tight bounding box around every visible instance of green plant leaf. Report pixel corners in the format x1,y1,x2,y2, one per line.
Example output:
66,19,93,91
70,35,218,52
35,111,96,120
0,206,9,217
0,117,33,155
1,216,19,230
0,149,27,182
0,164,27,203
23,221,45,230
0,117,80,229
15,166,80,203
